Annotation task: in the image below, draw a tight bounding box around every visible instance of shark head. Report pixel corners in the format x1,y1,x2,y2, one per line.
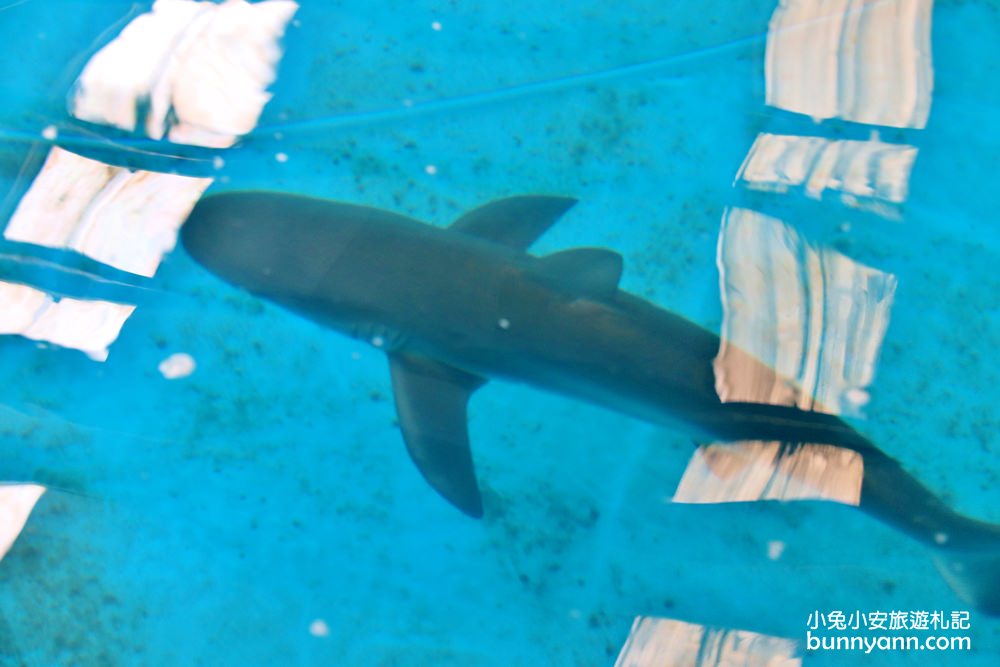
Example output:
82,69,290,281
181,191,359,303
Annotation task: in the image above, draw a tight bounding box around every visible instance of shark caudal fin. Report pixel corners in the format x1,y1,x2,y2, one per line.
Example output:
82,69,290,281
852,446,1000,616
932,535,1000,616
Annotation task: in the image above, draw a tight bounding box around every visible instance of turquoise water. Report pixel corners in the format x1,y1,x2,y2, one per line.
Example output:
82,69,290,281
1,1,998,665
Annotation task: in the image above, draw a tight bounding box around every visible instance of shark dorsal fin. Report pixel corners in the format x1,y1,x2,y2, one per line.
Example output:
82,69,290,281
388,353,487,518
449,195,578,250
536,248,623,299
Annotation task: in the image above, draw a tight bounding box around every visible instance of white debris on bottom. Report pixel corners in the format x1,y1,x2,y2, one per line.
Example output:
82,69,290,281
158,352,197,379
0,484,47,562
308,619,330,638
767,540,786,561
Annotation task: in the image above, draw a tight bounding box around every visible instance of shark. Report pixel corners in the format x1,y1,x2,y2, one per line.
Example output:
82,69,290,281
180,192,1000,613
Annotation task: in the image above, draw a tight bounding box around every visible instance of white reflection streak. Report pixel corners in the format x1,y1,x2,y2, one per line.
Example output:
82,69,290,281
0,281,135,362
714,208,897,417
0,0,30,13
70,0,299,148
615,616,801,667
736,133,918,213
4,147,212,278
673,442,863,506
765,0,934,129
0,484,46,561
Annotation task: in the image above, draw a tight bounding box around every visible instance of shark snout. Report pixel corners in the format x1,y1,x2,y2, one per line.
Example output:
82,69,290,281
180,191,337,297
182,195,240,259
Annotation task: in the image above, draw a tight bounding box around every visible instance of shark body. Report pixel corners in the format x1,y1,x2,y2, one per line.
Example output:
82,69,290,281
181,192,1000,613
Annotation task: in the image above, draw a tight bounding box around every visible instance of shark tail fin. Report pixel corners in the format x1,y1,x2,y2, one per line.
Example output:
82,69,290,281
931,537,1000,616
854,445,1000,616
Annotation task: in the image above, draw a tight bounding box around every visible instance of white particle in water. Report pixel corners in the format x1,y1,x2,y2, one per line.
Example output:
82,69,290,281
309,619,329,637
425,164,438,175
844,387,870,409
41,125,57,140
275,152,289,163
371,336,385,348
158,353,196,380
213,156,225,170
431,21,442,31
498,317,511,330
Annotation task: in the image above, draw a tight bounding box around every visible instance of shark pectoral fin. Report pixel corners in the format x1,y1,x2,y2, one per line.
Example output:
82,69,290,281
449,195,578,250
388,353,488,518
537,248,623,299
